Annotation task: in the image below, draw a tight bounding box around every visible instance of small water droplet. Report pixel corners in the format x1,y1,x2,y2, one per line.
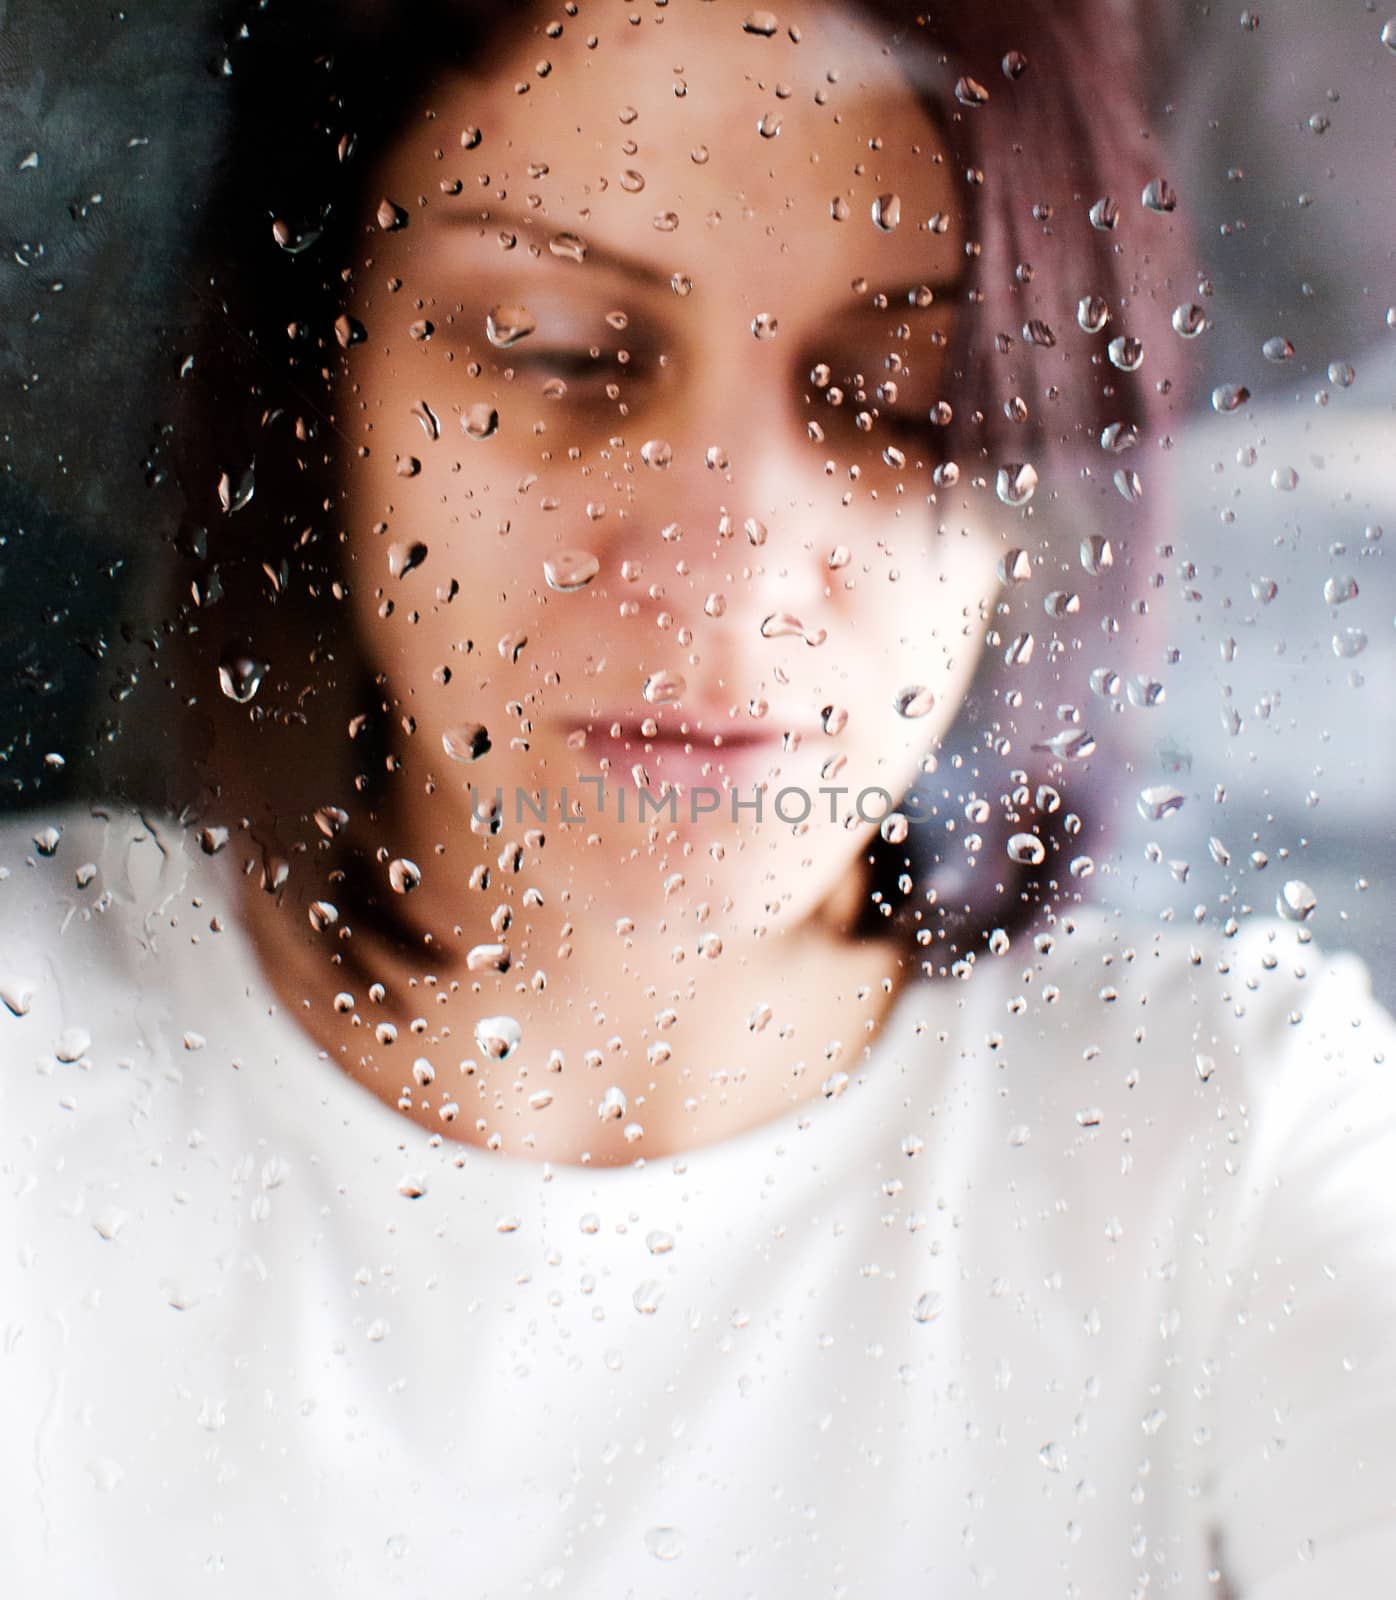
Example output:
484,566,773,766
1137,785,1185,822
640,438,673,470
1007,832,1046,866
741,11,779,36
751,311,779,340
954,75,990,107
644,1525,685,1561
1262,336,1295,363
548,231,588,263
912,1291,944,1323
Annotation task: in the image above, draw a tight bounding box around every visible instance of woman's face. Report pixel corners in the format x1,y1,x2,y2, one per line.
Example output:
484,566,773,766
343,0,999,936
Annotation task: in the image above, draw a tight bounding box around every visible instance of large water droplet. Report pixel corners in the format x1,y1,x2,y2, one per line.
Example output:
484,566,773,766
462,402,499,440
218,645,267,704
996,462,1038,506
544,550,601,592
1137,785,1185,822
1262,336,1295,363
644,1526,685,1561
1211,383,1250,414
893,685,935,719
549,231,588,263
476,1015,522,1060
640,438,673,470
1171,303,1208,339
741,10,779,35
1088,197,1119,231
1141,177,1177,213
760,613,826,646
1107,336,1144,372
1007,833,1046,866
871,192,902,231
486,304,536,349
1077,294,1110,334
1323,575,1358,605
1277,880,1317,922
388,858,421,893
954,75,990,107
643,670,686,704
443,723,491,762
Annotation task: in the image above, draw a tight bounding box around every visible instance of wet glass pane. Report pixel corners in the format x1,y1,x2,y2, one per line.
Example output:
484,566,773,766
3,0,1395,1591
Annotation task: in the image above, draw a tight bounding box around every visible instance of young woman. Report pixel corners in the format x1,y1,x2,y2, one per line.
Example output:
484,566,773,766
2,0,1394,1593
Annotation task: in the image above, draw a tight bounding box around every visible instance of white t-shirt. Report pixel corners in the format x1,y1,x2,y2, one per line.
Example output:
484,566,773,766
2,808,1395,1598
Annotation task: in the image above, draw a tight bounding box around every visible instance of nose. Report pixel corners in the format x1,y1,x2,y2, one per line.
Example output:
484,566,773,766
620,328,837,638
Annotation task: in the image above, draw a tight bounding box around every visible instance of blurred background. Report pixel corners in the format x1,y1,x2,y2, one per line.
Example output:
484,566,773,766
2,0,1393,995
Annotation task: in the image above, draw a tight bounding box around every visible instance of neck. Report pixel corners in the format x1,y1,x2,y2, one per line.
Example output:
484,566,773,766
237,846,920,1166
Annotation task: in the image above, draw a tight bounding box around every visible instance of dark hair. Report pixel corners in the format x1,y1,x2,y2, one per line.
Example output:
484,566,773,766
162,0,1192,978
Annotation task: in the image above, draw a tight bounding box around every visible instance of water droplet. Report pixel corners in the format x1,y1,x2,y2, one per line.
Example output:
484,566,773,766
760,613,826,646
1137,786,1185,822
633,1281,664,1315
1278,880,1317,922
217,645,267,704
954,75,990,107
1382,17,1396,50
549,231,588,263
1171,302,1208,339
443,723,491,762
751,311,779,340
598,1085,627,1120
670,271,694,297
1262,336,1295,363
1077,294,1110,333
0,976,36,1017
619,169,646,193
1007,833,1046,866
821,704,848,735
741,11,779,36
1001,49,1029,79
1328,360,1356,388
1039,1442,1067,1473
912,1291,944,1323
476,1015,521,1060
388,858,421,893
1211,383,1250,414
643,670,686,704
1332,627,1367,659
1323,575,1358,606
1141,177,1177,213
1107,336,1144,372
1100,421,1139,454
376,197,408,232
1082,540,1114,579
871,192,902,231
640,438,673,470
458,402,499,442
894,685,935,719
996,462,1038,506
757,111,782,139
486,304,536,349
644,1526,685,1561
1088,197,1119,231
544,550,601,592
998,548,1032,584
1113,468,1143,503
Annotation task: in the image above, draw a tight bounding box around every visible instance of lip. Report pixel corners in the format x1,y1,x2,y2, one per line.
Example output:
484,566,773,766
566,717,814,792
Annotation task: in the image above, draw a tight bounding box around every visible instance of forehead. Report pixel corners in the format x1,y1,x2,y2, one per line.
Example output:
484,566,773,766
376,1,958,295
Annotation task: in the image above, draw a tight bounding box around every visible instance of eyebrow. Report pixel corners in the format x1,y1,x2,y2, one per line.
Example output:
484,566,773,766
436,205,969,307
436,206,675,291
